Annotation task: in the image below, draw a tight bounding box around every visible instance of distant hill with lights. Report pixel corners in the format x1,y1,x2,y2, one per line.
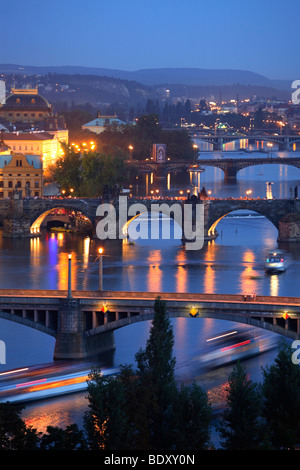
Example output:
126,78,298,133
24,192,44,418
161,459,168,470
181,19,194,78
0,64,291,108
0,63,291,89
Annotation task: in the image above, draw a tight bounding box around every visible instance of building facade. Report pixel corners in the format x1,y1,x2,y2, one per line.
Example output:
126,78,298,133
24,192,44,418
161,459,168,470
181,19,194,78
0,152,43,199
1,132,65,172
0,87,51,124
82,112,126,134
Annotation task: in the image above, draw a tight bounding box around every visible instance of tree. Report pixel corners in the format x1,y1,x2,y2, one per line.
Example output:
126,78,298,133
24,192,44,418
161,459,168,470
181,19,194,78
135,297,177,450
84,366,136,450
261,341,300,449
39,424,87,450
172,382,211,450
0,402,39,450
218,361,263,450
84,297,212,451
53,145,82,196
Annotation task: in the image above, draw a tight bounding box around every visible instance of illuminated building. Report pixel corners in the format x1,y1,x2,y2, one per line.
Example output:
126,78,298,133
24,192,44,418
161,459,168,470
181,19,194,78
0,152,43,198
1,132,64,172
82,111,125,134
0,87,51,124
0,86,68,173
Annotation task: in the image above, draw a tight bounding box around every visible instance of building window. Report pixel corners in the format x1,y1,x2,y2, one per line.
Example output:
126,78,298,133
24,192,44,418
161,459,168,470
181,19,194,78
0,182,3,188
8,181,12,188
20,160,22,167
34,191,39,197
0,192,3,198
34,181,39,188
26,181,30,187
17,181,21,188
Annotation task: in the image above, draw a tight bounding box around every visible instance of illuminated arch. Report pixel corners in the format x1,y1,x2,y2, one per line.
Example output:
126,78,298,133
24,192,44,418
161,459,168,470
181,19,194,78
208,209,278,237
30,206,94,234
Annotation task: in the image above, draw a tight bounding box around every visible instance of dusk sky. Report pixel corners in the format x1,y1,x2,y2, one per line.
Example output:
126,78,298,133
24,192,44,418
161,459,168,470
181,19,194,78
1,0,299,79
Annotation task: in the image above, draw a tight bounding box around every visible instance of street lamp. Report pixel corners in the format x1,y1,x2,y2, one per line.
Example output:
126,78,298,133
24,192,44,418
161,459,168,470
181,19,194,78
267,142,273,158
99,248,104,291
67,254,72,298
193,144,198,163
128,145,133,161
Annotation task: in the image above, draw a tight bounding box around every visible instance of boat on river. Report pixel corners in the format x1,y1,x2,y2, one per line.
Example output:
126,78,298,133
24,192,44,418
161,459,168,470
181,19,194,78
265,251,286,273
0,363,119,404
196,327,278,370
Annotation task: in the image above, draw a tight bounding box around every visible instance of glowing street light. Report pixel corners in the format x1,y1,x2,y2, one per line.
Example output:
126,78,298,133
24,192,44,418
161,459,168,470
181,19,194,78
193,144,198,163
67,254,72,298
99,248,104,291
128,145,134,161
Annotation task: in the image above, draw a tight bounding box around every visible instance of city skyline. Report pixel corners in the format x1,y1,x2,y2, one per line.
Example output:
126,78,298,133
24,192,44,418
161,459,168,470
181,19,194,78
1,0,299,80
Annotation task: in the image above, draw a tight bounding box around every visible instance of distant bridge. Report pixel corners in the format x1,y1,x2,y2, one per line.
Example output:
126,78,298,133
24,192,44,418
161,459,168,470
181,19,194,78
197,156,300,181
192,133,300,150
0,289,299,359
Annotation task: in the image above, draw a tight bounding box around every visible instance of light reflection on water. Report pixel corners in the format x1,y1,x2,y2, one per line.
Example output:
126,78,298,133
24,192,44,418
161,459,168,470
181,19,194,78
1,149,300,431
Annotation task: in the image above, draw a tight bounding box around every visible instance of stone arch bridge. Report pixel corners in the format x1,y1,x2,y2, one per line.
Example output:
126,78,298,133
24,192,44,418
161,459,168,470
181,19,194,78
1,196,300,243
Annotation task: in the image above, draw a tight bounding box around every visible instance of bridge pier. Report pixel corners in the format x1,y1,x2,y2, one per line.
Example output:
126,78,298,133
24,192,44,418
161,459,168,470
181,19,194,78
224,166,237,182
278,213,300,242
54,298,116,360
2,197,36,238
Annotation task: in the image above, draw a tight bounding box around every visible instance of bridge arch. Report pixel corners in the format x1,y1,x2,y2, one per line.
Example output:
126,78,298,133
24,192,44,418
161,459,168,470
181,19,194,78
207,206,279,238
30,205,95,234
121,204,183,240
0,309,57,338
86,307,294,342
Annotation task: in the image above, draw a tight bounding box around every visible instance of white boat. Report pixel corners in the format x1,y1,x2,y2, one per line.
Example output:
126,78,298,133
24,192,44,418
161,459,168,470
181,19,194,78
195,327,277,370
265,251,286,272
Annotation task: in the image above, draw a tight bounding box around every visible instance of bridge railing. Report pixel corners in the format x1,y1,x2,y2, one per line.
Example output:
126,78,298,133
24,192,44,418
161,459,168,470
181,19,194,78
0,289,298,307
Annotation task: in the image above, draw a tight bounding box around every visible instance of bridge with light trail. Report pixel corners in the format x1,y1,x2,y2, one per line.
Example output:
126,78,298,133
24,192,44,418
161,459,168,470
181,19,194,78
0,288,299,359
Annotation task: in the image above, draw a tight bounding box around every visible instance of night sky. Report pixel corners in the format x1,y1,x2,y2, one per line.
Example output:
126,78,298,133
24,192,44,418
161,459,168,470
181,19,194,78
1,0,299,79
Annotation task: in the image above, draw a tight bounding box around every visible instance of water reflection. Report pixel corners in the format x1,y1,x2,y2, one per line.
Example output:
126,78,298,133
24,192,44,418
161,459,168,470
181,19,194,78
204,241,216,293
146,249,163,292
241,249,258,294
175,248,187,293
270,274,279,297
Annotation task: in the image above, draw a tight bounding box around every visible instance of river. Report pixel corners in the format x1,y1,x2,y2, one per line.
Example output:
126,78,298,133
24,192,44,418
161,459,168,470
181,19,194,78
0,145,299,436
